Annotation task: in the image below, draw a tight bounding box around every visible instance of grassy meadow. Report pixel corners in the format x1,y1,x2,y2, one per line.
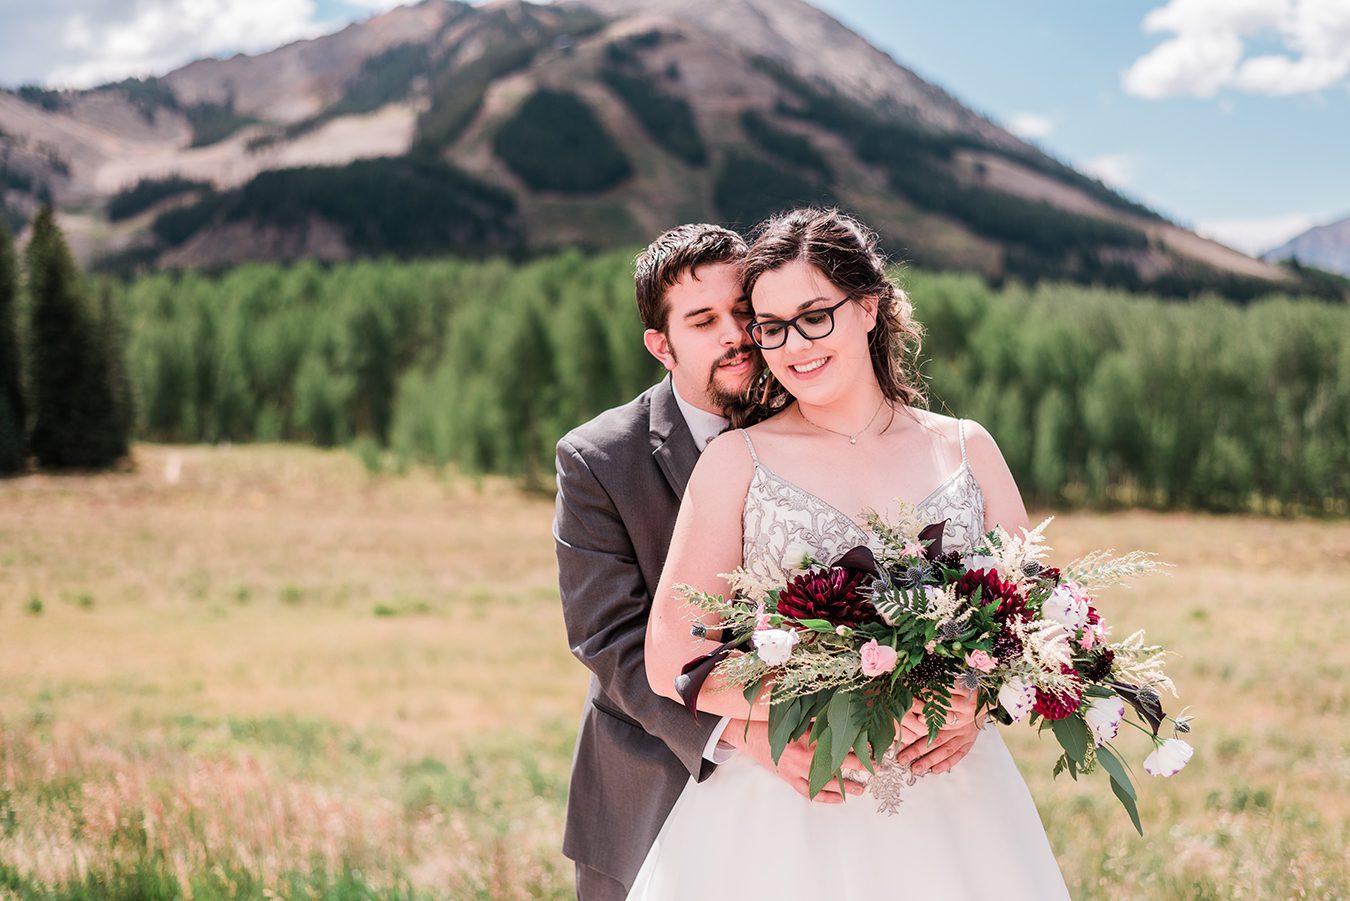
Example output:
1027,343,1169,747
1,443,1348,899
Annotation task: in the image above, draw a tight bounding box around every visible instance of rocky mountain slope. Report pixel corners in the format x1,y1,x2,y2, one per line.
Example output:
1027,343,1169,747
0,0,1301,297
1265,216,1350,277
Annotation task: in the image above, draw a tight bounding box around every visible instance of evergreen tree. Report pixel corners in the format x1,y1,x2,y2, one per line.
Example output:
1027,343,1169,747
24,207,126,468
554,298,617,427
1030,387,1071,504
0,222,24,472
494,301,556,488
95,280,135,458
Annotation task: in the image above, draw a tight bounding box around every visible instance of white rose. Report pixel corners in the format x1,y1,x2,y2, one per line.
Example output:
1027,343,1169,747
752,628,799,666
1083,696,1126,746
998,676,1036,722
1043,585,1089,631
782,541,814,572
1143,738,1194,777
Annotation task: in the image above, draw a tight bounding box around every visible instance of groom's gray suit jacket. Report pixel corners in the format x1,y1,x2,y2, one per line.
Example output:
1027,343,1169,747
553,375,721,890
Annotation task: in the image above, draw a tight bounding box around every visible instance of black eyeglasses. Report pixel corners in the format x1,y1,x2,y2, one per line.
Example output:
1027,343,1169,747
745,296,855,350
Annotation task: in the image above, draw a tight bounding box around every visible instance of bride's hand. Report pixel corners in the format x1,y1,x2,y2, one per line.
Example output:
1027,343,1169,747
895,687,982,776
724,719,866,803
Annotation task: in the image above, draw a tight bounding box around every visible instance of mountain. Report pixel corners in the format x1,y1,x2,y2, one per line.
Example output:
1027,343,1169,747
0,0,1308,298
1264,216,1350,277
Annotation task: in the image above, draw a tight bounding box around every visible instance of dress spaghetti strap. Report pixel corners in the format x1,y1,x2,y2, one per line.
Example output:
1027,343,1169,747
958,419,968,467
737,428,760,465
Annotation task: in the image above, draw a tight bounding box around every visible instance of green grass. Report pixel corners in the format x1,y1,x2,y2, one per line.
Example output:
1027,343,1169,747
0,443,1345,899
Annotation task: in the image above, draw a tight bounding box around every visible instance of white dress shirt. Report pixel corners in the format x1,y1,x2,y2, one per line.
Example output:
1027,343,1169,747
670,380,737,764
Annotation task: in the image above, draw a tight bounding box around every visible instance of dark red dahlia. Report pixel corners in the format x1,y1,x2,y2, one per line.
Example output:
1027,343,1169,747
776,566,878,626
955,568,1027,622
1082,648,1115,683
1086,606,1101,627
1040,566,1062,585
1033,664,1084,721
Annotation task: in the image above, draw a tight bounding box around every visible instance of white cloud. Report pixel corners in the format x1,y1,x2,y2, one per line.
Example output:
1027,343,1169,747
45,0,326,88
340,0,417,8
1080,153,1138,189
1195,212,1320,255
1122,32,1244,98
1006,112,1055,140
1124,0,1350,99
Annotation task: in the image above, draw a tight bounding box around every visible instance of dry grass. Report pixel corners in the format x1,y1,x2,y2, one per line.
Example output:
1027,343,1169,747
1,443,1347,899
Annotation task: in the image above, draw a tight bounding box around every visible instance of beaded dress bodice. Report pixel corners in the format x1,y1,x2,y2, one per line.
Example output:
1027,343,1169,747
739,421,985,589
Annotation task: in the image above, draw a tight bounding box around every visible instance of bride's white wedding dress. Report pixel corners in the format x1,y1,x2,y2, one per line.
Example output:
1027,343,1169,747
628,423,1070,900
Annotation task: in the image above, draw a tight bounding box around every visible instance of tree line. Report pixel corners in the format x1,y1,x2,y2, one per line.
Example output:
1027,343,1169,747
4,228,1346,514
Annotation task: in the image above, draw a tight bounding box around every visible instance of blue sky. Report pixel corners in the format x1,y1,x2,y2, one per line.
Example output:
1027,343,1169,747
1,0,1346,253
813,0,1350,253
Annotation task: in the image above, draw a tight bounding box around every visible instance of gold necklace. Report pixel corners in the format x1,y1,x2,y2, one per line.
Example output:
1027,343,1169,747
797,397,887,445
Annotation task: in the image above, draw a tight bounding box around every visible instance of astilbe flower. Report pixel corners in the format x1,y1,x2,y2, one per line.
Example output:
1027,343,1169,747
776,566,879,626
955,568,1027,622
1034,664,1084,720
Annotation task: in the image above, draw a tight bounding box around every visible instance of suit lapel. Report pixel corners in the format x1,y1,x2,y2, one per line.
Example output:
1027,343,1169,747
649,376,699,499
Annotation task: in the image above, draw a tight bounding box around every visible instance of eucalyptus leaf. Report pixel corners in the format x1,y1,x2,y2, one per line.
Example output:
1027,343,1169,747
1096,745,1137,801
868,711,896,765
1052,716,1091,766
742,679,761,707
809,710,829,743
808,727,835,798
1111,771,1145,836
827,692,863,774
853,731,876,775
768,694,802,765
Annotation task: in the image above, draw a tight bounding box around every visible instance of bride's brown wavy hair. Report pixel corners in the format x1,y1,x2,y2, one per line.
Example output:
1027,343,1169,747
727,207,927,428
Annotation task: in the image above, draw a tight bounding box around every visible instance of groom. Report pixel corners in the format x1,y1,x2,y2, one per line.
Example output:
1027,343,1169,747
554,224,980,899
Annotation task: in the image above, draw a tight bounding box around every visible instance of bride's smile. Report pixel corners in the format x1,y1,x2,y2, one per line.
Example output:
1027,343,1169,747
787,355,830,375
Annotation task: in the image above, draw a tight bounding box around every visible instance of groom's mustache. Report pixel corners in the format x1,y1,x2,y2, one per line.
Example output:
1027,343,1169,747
716,345,755,368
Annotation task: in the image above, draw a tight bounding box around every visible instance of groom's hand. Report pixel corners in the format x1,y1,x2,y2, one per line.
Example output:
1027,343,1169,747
724,719,865,803
895,687,982,776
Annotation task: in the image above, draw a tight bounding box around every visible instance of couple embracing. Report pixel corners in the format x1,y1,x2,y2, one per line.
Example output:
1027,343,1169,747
554,208,1070,900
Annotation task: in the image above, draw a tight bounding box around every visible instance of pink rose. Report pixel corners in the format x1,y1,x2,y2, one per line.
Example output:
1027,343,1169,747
860,639,898,677
965,650,997,672
754,600,772,631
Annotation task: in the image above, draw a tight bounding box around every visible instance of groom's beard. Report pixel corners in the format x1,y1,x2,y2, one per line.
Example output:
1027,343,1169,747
705,344,756,412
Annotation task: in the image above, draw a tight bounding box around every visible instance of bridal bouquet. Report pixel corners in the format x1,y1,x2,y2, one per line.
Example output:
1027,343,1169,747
676,510,1192,832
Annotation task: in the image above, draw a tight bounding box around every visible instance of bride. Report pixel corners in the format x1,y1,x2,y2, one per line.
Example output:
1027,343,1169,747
637,208,1070,899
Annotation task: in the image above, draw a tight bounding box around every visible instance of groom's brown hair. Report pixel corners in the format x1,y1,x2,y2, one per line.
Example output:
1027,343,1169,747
634,224,747,332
